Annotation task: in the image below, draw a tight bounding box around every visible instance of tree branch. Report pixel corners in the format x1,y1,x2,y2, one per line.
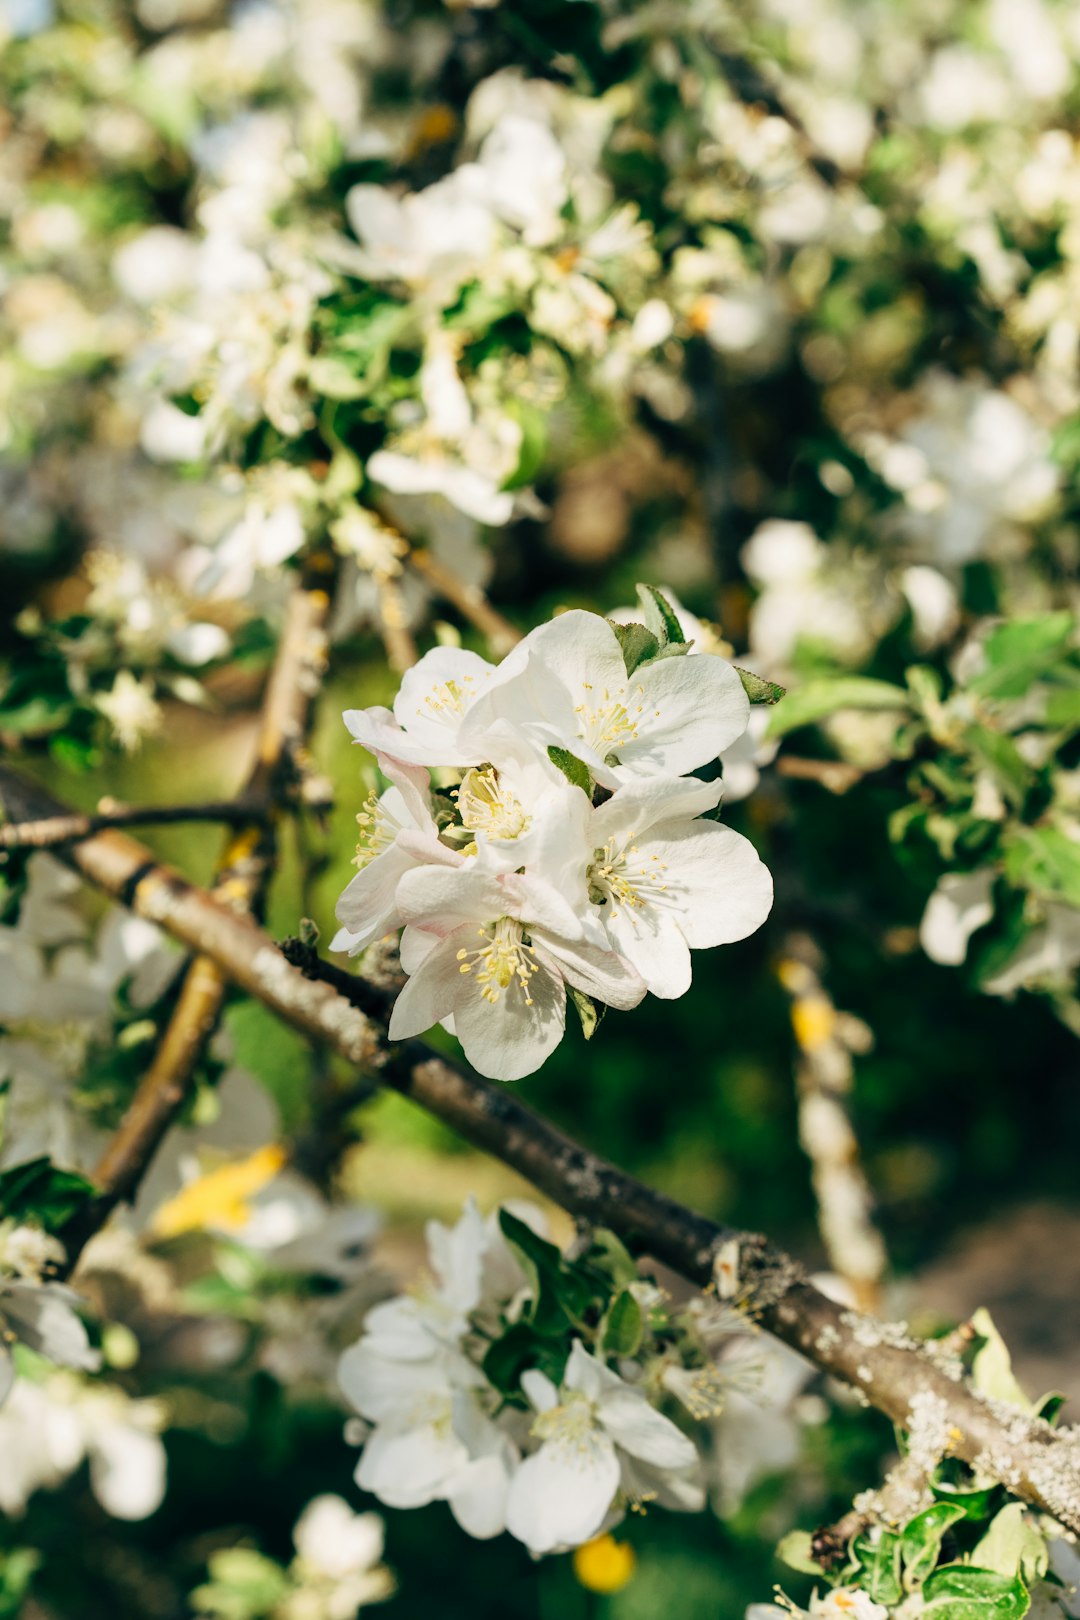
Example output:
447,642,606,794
406,548,521,655
0,798,267,854
2,764,1079,1533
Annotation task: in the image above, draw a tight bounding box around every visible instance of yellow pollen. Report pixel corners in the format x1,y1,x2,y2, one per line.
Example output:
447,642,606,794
456,767,531,841
588,838,671,921
415,676,474,720
573,677,646,754
455,918,540,1006
353,790,400,870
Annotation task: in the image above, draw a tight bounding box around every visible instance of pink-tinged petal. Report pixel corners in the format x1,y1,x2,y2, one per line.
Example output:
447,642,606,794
377,755,437,830
648,821,773,948
590,775,723,848
597,902,691,1000
387,929,469,1039
505,1432,620,1554
452,955,566,1081
343,705,434,767
618,654,750,776
532,934,646,1011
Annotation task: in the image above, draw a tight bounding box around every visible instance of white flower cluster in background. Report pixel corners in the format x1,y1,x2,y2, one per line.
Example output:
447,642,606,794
338,1197,807,1556
0,1369,166,1520
332,594,773,1079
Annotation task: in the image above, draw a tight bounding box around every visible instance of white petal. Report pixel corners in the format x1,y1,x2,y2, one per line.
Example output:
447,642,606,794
453,954,567,1081
392,646,497,761
357,1423,467,1509
590,775,723,847
648,821,774,948
387,931,467,1040
334,846,415,942
619,654,750,777
395,864,508,928
532,934,647,1010
3,1284,101,1371
920,870,995,966
521,1369,559,1413
599,1390,698,1469
505,1433,620,1554
601,902,692,1000
449,1452,512,1539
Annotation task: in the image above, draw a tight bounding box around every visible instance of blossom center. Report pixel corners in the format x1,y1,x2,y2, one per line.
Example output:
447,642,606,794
531,1390,598,1453
455,768,531,841
573,682,647,755
588,839,670,921
456,918,540,1006
414,676,475,723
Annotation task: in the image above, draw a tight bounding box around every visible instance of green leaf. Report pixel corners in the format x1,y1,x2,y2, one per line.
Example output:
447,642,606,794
765,677,911,739
584,1228,639,1290
546,745,592,796
1044,688,1080,729
0,1548,40,1620
568,985,602,1040
902,1504,966,1590
0,1159,97,1233
610,620,660,675
1002,826,1080,908
636,585,686,645
852,1529,904,1605
964,726,1034,811
735,666,786,705
482,1320,569,1399
920,1565,1030,1618
776,1531,825,1575
973,1504,1048,1585
497,1209,594,1336
192,1548,290,1620
969,614,1075,701
930,1479,1003,1524
501,400,548,491
601,1290,643,1357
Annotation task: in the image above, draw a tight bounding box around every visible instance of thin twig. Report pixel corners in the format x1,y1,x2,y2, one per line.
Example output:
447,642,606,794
406,548,521,655
62,577,333,1258
0,798,267,854
780,935,887,1312
374,573,419,672
2,765,1079,1533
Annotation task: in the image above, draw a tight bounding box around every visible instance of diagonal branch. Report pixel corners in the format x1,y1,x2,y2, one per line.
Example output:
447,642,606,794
1,763,1079,1533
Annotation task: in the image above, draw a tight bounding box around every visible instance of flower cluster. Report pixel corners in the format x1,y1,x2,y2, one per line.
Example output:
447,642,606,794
337,1197,757,1556
333,594,773,1079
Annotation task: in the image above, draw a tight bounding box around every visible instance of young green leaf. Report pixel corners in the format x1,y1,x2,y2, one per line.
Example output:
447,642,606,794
852,1529,904,1606
973,1504,1048,1585
0,1158,97,1233
901,1503,966,1590
636,585,686,645
734,666,786,705
547,745,593,796
568,984,603,1041
776,1531,827,1576
609,620,660,676
919,1564,1030,1618
601,1290,643,1357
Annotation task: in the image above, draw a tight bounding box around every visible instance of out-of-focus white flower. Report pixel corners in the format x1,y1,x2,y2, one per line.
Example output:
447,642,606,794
290,1495,394,1615
94,670,163,751
366,449,515,528
899,564,960,650
0,1373,166,1518
742,521,879,673
920,870,996,967
112,227,198,305
982,903,1080,996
